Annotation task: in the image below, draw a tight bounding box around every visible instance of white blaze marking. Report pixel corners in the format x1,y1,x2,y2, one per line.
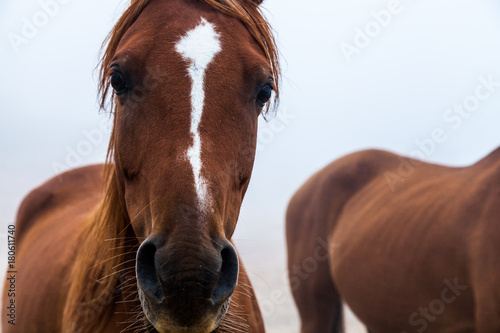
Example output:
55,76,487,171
175,18,221,210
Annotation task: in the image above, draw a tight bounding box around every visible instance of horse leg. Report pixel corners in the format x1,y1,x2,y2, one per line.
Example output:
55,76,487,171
287,198,344,333
287,235,343,333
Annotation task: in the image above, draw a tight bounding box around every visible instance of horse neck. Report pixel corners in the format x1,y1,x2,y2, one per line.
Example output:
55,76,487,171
473,147,500,172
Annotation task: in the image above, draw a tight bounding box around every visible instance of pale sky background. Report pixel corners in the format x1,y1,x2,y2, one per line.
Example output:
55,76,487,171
1,0,500,332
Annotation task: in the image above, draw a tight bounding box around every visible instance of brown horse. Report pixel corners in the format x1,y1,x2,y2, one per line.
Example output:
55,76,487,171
287,148,500,333
3,0,280,332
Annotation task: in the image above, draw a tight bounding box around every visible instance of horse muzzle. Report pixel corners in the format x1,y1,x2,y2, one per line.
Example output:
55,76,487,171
136,236,239,332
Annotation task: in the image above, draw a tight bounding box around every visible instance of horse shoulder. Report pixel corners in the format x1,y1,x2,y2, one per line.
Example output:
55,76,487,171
16,164,105,244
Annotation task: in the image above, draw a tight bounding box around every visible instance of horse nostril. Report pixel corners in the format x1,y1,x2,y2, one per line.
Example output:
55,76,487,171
136,238,164,302
211,241,239,305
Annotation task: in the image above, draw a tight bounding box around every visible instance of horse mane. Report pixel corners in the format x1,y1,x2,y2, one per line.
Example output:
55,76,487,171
63,1,280,332
62,164,130,332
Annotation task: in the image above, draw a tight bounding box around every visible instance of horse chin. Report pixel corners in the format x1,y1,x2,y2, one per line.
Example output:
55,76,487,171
138,288,231,333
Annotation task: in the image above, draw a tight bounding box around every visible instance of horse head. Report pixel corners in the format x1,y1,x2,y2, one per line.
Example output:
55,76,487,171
99,0,279,331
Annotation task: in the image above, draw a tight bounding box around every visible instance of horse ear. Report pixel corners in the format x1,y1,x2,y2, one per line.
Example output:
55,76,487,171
251,0,264,4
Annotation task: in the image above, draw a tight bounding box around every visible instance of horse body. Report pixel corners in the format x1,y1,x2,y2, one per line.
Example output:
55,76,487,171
287,148,500,333
4,0,280,331
6,164,265,333
5,166,106,332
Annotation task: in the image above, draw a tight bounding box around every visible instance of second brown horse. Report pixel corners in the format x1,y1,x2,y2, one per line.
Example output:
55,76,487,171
287,148,500,333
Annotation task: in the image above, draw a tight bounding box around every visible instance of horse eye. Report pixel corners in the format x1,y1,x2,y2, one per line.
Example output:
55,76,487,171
110,70,128,95
256,85,273,107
